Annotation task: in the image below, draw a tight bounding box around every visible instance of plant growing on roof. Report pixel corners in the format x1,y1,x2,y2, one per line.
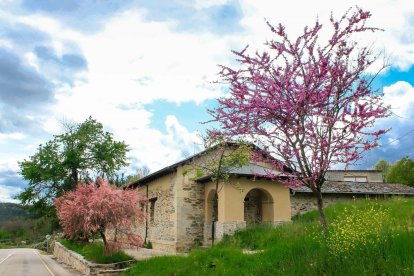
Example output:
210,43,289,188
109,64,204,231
209,7,390,237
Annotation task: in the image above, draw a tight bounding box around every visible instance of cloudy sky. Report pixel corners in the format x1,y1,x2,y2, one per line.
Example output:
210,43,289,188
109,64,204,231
0,0,413,202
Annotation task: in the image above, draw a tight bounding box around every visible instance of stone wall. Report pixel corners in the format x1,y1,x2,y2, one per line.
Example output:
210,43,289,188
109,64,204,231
175,166,205,252
135,173,177,252
290,193,388,216
215,221,246,241
53,242,129,275
325,171,383,182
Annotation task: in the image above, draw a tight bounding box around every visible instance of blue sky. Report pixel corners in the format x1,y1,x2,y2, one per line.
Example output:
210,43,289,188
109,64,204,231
0,0,413,202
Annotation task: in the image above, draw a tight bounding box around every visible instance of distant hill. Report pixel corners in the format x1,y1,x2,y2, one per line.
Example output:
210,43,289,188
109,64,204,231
0,203,31,226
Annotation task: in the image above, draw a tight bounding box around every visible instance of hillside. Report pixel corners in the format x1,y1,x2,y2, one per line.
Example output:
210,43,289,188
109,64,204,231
0,203,31,226
125,197,414,275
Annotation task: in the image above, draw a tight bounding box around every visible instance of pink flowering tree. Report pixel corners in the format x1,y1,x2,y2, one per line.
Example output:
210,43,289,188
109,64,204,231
55,178,147,253
209,8,390,236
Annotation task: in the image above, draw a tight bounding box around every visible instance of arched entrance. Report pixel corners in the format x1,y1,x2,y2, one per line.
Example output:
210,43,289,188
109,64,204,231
206,189,218,223
204,189,218,245
244,188,274,226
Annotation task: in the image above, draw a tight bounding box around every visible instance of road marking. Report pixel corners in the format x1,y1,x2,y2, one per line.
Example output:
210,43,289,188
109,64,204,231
0,252,15,265
37,252,56,276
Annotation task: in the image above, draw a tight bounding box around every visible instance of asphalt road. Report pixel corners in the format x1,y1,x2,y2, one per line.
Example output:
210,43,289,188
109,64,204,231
0,248,80,276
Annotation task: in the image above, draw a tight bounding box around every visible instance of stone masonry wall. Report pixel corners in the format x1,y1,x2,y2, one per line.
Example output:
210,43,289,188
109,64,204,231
215,221,246,241
134,173,177,252
290,193,389,216
54,242,121,275
175,166,205,252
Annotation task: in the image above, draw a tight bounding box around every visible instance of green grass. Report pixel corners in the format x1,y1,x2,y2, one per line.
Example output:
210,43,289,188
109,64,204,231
60,239,134,264
125,197,414,275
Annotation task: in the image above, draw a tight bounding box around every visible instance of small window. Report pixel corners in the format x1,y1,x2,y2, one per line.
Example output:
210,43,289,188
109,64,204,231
355,176,368,182
149,197,157,222
343,176,367,182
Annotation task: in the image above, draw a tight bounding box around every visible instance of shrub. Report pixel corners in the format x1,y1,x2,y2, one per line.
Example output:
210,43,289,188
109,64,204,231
55,178,147,254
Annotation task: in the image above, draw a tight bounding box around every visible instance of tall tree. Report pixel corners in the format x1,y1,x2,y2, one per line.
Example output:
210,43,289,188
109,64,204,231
374,159,391,182
18,117,129,216
387,157,414,187
55,178,147,254
209,8,390,236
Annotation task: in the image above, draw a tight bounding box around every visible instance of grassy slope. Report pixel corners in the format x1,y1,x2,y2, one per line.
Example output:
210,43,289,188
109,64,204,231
125,197,414,275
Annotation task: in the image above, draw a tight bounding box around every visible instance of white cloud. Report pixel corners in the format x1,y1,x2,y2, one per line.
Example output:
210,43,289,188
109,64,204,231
238,0,414,71
0,133,25,143
1,9,233,176
2,1,414,183
0,185,21,203
383,81,414,120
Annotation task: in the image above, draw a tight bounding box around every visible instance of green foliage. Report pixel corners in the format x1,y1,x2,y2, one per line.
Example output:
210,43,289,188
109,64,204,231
18,117,129,216
374,159,391,181
326,203,393,255
60,239,134,264
124,198,414,275
143,241,152,249
387,157,414,186
0,229,11,240
0,203,32,225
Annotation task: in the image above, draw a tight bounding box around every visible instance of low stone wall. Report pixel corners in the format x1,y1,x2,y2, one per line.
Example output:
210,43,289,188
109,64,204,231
290,193,390,216
53,242,134,275
215,221,246,241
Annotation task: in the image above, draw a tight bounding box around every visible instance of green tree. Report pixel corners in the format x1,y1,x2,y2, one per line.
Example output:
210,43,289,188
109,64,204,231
374,159,391,182
18,117,129,216
387,157,414,187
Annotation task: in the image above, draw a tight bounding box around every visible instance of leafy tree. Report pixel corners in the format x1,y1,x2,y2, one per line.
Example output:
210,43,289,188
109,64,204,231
209,8,390,236
18,117,129,216
184,135,251,244
374,159,391,181
387,157,414,187
54,178,147,254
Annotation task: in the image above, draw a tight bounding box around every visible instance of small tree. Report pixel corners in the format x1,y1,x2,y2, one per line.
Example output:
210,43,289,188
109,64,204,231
184,135,251,244
387,157,414,187
54,178,146,254
374,159,391,182
210,8,390,236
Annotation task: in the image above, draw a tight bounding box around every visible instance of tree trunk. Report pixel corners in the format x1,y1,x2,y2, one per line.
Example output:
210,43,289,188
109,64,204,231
71,168,78,187
100,231,107,248
315,190,328,238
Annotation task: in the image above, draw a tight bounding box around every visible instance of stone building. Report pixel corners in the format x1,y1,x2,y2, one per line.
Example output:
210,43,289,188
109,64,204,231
291,170,414,216
128,145,291,253
129,149,414,253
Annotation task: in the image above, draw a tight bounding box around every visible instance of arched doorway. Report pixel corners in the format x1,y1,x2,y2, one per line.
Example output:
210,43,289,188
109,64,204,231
244,188,274,226
205,189,218,244
206,189,218,223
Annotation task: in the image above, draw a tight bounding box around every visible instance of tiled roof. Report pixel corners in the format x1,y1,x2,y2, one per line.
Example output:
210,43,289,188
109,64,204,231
292,181,414,195
196,163,286,183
